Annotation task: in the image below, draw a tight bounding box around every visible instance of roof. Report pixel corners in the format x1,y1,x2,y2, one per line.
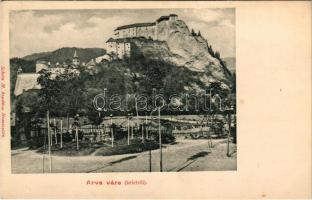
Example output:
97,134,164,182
115,22,156,31
106,38,132,43
95,55,111,63
14,73,41,96
115,38,132,43
86,59,96,66
106,38,115,43
36,60,47,64
73,50,78,58
156,16,170,23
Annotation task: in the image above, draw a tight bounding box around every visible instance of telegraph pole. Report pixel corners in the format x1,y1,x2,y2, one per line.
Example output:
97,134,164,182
47,110,52,173
145,114,148,139
54,118,57,144
158,107,163,172
74,114,80,151
76,127,79,150
141,123,145,143
110,114,114,147
149,141,152,172
227,111,231,157
127,114,130,145
60,118,63,148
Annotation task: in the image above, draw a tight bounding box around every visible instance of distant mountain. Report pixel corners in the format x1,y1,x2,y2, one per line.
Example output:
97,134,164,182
22,47,106,63
222,57,236,74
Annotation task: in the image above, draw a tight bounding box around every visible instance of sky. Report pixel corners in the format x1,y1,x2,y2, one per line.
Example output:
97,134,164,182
10,8,235,58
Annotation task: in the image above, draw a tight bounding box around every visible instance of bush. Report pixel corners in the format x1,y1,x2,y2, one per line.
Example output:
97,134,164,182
62,131,75,142
154,132,176,144
95,139,159,156
28,136,45,149
210,119,226,138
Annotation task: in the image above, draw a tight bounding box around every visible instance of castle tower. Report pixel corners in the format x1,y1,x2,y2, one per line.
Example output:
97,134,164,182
169,14,178,21
17,66,23,74
72,50,80,66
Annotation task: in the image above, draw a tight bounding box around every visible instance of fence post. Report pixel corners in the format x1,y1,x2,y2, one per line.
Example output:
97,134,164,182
60,119,63,148
66,113,69,134
76,127,79,150
50,120,53,146
149,140,152,172
127,115,130,145
111,126,114,148
145,115,148,139
227,113,231,157
142,123,144,143
54,118,57,144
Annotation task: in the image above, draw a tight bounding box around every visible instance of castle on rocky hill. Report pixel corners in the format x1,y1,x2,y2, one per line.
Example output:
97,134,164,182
105,14,178,59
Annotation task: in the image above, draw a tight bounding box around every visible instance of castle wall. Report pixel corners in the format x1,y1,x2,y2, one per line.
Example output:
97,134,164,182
136,26,156,39
108,15,178,59
124,43,131,57
116,42,131,59
114,26,156,39
116,27,137,38
113,15,178,41
106,42,117,54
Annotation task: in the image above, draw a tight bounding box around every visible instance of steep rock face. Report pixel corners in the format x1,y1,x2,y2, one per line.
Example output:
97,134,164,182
130,38,183,64
129,38,232,94
131,19,232,87
157,20,220,68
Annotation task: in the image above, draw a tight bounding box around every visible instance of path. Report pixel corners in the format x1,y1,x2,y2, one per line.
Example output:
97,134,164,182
11,139,236,173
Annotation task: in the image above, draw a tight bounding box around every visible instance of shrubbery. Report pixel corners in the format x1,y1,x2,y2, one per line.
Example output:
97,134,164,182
154,132,176,144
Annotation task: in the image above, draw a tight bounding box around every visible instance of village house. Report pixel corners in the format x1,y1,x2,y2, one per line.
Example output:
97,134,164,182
14,50,81,96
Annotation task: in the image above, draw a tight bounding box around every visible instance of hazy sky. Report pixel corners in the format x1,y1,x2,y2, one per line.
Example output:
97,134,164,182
10,8,235,58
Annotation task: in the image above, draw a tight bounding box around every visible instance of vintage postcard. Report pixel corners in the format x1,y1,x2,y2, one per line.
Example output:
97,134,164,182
9,8,237,174
0,1,311,199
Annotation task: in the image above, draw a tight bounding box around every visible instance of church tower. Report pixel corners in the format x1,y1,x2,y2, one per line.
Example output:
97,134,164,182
72,50,80,66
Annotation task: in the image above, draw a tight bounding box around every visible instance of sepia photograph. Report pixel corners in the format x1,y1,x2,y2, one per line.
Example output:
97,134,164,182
0,1,311,199
9,8,237,173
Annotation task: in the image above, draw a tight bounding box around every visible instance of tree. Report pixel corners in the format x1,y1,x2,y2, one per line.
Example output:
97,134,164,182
37,69,62,116
55,69,85,117
215,51,221,59
206,82,232,113
208,45,215,57
191,29,196,36
86,106,105,126
37,68,86,119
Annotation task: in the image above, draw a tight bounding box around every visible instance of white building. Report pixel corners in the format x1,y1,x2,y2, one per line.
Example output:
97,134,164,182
14,51,81,96
105,38,131,59
105,14,178,60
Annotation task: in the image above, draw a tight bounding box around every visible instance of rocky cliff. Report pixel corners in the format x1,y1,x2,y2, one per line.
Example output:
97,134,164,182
129,18,233,89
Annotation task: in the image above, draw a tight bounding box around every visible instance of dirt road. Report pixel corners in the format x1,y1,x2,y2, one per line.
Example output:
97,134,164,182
11,139,236,173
